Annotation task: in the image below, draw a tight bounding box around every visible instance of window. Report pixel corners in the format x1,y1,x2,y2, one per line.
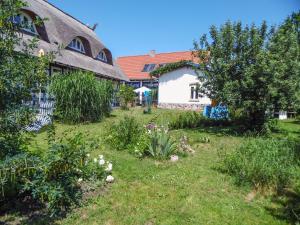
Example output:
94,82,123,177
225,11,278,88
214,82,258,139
12,12,37,34
142,64,156,72
190,84,199,100
68,38,85,53
96,51,107,62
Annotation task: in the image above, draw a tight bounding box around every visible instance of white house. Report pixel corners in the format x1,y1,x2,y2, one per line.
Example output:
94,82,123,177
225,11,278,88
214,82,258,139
156,64,211,110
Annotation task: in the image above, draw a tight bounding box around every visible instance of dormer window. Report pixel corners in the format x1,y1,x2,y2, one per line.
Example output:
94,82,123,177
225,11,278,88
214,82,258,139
142,64,156,72
68,38,85,53
12,12,37,34
96,51,107,62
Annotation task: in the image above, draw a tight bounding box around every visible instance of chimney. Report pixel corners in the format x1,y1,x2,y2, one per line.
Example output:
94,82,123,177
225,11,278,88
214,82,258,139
149,50,156,57
92,23,98,31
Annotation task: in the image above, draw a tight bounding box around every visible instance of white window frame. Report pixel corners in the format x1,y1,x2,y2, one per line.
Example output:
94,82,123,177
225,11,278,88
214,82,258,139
190,83,199,101
68,38,85,53
13,12,37,35
96,50,107,62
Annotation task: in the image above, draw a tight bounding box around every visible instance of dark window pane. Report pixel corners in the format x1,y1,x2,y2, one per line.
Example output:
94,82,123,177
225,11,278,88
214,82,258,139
142,64,150,72
191,87,194,99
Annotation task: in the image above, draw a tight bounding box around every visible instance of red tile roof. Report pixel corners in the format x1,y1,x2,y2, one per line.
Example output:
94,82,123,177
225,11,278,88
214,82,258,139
117,51,198,80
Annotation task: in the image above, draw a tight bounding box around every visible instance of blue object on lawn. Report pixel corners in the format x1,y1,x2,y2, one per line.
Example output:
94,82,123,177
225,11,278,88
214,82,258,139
210,105,229,120
203,105,212,118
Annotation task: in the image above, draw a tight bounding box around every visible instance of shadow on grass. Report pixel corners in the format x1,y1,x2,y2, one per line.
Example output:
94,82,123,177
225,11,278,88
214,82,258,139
288,120,300,125
265,189,300,225
0,197,60,225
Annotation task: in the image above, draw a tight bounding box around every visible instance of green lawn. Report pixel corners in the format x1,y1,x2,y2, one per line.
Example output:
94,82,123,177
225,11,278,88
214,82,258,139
3,108,300,225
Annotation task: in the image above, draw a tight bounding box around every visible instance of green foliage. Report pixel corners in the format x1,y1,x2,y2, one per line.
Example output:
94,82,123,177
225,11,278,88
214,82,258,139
169,111,202,129
147,126,177,159
194,13,300,131
50,71,114,124
150,60,194,77
0,131,111,216
0,107,34,159
23,132,107,216
0,0,53,111
0,0,52,159
221,138,299,189
118,85,135,110
168,111,230,130
106,116,142,150
0,153,41,200
131,131,150,158
267,12,300,113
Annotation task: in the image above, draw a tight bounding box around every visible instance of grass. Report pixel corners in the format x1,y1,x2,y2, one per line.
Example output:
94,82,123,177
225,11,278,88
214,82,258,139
2,108,299,225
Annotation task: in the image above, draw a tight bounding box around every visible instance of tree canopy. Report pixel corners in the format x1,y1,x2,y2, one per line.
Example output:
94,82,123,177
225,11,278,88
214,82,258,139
194,12,300,131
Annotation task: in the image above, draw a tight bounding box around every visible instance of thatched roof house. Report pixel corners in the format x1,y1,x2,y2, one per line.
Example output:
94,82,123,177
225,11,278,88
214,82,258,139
16,0,128,81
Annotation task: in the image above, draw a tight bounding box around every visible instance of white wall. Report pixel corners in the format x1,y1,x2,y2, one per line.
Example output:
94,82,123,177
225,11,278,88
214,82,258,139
158,67,211,105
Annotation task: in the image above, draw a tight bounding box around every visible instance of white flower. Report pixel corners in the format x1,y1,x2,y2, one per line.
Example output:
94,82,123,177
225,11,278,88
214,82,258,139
98,154,104,159
86,153,90,157
93,158,97,163
105,163,113,172
78,178,83,183
147,130,151,134
106,175,114,183
99,159,105,166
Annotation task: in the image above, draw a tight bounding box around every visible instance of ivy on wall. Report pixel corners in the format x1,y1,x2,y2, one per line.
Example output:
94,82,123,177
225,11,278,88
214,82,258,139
150,60,197,77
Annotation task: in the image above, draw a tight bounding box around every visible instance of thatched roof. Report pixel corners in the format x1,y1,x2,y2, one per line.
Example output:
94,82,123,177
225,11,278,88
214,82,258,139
18,0,128,81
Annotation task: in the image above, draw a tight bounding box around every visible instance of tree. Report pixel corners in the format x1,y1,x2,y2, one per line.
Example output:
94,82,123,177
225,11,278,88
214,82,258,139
267,12,300,113
194,13,300,131
0,0,52,157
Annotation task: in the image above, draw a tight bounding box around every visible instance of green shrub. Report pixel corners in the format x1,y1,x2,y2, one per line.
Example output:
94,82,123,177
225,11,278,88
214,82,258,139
117,85,135,110
0,107,34,159
106,116,141,150
169,111,230,130
221,138,299,189
131,131,150,158
0,132,112,217
50,71,114,123
147,126,177,159
169,111,202,129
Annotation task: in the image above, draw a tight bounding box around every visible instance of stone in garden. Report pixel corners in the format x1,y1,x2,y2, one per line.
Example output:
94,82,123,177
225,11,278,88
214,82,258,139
170,155,179,162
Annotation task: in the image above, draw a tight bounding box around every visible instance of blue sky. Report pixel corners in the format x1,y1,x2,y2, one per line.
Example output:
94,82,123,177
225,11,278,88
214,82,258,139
48,0,299,57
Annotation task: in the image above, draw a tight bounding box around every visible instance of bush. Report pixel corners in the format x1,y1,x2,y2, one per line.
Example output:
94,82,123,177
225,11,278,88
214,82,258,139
169,111,202,129
0,131,113,217
146,125,177,159
117,85,135,110
221,138,299,190
50,71,114,124
169,111,231,130
131,131,150,158
0,107,34,159
106,116,142,150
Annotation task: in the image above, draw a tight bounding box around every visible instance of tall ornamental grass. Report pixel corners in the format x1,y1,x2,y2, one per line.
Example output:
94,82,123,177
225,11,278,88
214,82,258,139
221,138,299,190
50,71,114,123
